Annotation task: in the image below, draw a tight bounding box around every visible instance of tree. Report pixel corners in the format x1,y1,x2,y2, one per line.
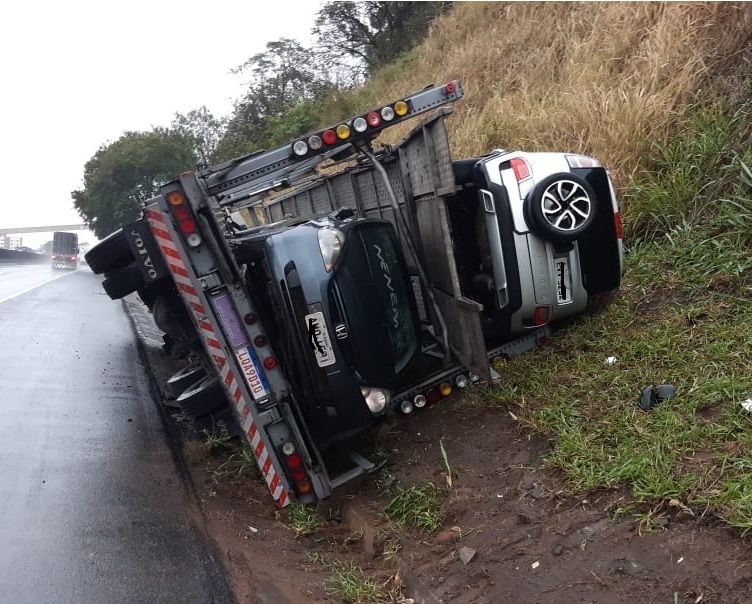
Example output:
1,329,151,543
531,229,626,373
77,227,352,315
171,106,227,166
72,129,197,238
313,1,452,84
214,39,331,160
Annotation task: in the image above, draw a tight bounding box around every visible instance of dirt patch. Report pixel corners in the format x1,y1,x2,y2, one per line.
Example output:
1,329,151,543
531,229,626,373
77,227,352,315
128,297,752,604
179,393,752,604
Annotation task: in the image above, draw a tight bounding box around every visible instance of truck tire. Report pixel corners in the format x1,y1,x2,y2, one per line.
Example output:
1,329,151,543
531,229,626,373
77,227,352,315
175,374,227,418
102,263,146,300
165,363,207,399
525,172,597,241
85,229,133,274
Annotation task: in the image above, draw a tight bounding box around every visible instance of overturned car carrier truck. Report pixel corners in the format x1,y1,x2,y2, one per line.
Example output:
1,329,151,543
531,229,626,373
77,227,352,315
86,81,622,507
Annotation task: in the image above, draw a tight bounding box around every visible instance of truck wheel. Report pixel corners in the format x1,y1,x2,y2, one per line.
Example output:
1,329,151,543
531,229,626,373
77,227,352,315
101,263,146,300
175,374,227,418
85,229,133,274
525,173,597,241
165,363,207,399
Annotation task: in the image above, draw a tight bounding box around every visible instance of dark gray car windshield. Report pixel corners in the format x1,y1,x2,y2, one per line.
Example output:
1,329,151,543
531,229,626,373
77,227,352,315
361,226,418,373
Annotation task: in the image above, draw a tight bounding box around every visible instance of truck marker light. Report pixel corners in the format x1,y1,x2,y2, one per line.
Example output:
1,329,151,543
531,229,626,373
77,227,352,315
400,400,414,414
413,394,427,408
394,100,408,116
308,135,322,150
322,129,337,145
336,124,350,140
253,335,268,347
366,111,381,128
439,382,452,397
244,312,258,325
263,356,278,369
353,117,368,133
444,82,456,94
292,140,308,156
380,106,395,121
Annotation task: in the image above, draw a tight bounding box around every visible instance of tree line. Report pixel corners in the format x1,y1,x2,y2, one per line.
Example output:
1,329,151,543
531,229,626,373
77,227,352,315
74,1,450,238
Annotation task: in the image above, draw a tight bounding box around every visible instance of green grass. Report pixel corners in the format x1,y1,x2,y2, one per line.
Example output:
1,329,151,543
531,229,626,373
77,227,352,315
481,102,752,528
383,481,443,535
307,553,392,604
280,503,323,537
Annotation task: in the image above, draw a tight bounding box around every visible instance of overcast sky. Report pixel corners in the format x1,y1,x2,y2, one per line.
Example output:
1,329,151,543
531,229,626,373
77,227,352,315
0,0,323,247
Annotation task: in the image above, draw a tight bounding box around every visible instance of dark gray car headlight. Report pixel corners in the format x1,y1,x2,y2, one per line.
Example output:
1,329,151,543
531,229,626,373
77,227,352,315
360,387,390,414
317,227,345,271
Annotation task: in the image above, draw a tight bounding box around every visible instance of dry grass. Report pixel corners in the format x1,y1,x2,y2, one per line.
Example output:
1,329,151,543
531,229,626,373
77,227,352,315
351,1,751,198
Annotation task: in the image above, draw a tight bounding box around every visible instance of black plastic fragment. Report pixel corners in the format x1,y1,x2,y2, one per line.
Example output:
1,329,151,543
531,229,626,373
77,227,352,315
638,384,676,411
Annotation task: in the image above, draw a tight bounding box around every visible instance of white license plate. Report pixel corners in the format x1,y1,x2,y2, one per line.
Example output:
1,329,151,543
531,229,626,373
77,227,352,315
555,257,572,304
304,311,336,367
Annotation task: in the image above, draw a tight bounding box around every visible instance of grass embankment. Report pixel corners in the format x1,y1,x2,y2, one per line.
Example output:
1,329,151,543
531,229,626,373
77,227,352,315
350,2,752,529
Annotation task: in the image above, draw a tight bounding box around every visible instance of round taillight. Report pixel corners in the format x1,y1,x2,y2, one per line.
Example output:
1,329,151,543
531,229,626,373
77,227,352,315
439,382,452,397
366,111,381,128
185,232,202,247
400,400,414,414
353,117,368,133
292,140,308,156
322,129,337,145
244,313,258,325
394,100,408,116
380,106,395,121
174,205,190,220
414,394,427,408
179,218,197,234
455,374,468,389
292,468,306,481
336,124,351,140
308,135,323,150
297,481,311,494
426,389,441,404
286,454,301,469
263,356,277,369
282,441,295,455
167,191,184,206
253,334,268,347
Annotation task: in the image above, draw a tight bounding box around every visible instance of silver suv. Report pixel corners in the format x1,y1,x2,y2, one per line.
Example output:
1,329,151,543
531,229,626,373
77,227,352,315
449,150,624,341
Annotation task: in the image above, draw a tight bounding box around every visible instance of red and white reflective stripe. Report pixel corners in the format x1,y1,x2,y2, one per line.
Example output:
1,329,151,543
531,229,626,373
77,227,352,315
146,207,289,508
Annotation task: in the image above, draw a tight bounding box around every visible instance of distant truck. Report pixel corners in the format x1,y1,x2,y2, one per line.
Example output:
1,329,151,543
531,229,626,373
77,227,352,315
51,232,79,270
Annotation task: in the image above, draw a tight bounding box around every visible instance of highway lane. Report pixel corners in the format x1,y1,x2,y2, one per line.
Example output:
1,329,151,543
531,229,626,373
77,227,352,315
0,263,75,304
0,269,236,603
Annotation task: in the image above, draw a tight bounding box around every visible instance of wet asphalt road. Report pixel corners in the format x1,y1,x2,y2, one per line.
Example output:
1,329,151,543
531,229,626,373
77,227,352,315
0,266,236,604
